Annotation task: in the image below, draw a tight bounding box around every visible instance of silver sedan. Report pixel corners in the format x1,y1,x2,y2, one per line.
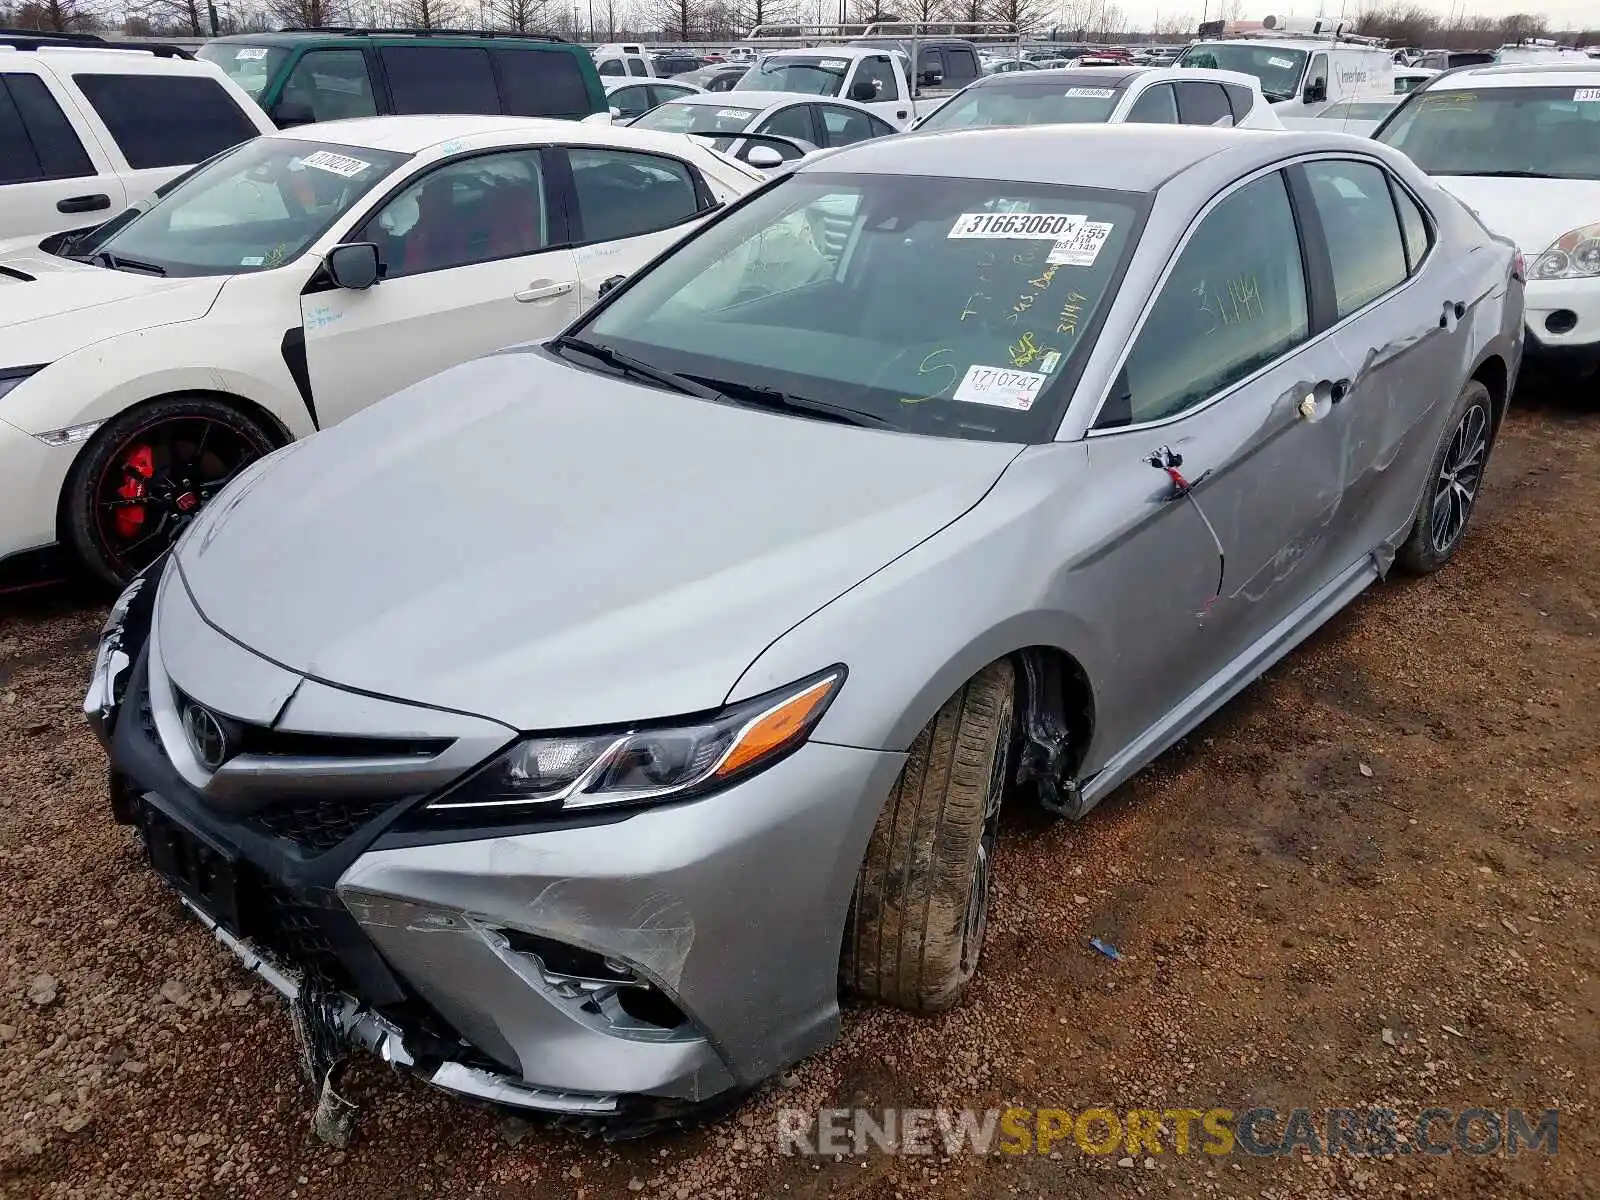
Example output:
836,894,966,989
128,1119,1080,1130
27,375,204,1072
89,125,1522,1131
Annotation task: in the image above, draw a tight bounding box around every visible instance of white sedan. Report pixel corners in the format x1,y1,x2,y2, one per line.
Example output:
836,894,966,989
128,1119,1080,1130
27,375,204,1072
603,77,704,120
0,115,764,586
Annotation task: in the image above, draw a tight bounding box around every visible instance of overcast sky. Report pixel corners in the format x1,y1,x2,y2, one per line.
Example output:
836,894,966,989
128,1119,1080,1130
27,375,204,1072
1114,0,1594,28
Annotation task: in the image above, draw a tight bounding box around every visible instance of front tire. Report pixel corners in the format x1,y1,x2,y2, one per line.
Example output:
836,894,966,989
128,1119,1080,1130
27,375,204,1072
62,396,279,587
841,659,1015,1012
1396,379,1495,575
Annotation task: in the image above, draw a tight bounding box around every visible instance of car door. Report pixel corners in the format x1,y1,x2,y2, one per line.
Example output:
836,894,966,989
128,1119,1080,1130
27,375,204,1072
559,145,716,309
1089,167,1360,685
1298,156,1478,562
301,146,579,428
0,69,120,240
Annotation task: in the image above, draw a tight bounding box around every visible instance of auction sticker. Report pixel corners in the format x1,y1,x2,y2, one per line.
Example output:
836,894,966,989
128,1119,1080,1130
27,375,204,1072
820,58,847,69
300,150,372,178
953,364,1047,410
950,212,1087,239
1268,55,1295,68
716,108,755,120
234,47,268,60
1047,220,1114,266
1575,88,1600,102
1066,86,1115,98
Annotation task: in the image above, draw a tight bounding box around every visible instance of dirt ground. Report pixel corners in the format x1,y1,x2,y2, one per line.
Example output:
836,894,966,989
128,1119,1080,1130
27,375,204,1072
0,382,1595,1200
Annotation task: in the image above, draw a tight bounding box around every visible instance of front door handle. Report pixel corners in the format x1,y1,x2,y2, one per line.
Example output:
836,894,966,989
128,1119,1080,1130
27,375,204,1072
1439,300,1466,327
514,280,574,303
1147,445,1210,500
57,193,111,214
1329,377,1351,404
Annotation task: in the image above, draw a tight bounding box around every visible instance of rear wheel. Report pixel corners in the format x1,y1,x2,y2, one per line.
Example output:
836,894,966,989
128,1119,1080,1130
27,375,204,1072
63,396,278,587
841,659,1015,1012
1396,380,1495,575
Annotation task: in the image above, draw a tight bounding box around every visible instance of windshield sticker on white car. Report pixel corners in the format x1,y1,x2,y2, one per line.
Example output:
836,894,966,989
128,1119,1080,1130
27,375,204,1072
1046,220,1115,266
1267,55,1296,68
952,364,1047,411
1065,87,1116,98
1575,88,1600,102
717,108,756,120
949,212,1088,239
820,59,847,69
234,47,268,60
299,150,373,178
240,256,264,266
1039,350,1063,374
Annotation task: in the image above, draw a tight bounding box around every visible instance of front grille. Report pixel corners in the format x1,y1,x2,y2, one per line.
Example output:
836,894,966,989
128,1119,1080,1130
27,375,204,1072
249,795,407,855
250,879,360,993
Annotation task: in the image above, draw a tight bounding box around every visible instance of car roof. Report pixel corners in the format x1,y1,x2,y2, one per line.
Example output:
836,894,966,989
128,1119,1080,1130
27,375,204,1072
968,64,1145,88
804,125,1385,191
664,90,797,109
1427,62,1600,88
207,31,574,47
270,113,713,157
0,44,220,73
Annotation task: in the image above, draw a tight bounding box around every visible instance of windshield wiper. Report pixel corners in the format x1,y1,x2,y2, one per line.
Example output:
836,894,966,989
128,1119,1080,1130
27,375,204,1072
1456,169,1561,179
87,250,167,276
548,334,721,399
684,375,888,428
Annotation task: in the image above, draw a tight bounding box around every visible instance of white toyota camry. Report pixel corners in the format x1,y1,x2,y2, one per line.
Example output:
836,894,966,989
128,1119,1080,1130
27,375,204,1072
0,114,764,586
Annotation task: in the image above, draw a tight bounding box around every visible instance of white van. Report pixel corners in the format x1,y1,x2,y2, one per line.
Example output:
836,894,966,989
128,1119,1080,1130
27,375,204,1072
592,43,654,78
1176,17,1395,117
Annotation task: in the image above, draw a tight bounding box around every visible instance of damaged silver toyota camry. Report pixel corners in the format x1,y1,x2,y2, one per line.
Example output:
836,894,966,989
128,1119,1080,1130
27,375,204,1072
87,126,1522,1132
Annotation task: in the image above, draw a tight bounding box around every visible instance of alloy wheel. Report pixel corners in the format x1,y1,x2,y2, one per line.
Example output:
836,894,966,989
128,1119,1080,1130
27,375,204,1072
1429,402,1489,555
959,727,1012,978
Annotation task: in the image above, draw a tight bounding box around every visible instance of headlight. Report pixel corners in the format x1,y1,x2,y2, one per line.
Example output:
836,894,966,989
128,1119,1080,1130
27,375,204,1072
0,365,46,403
424,667,845,818
83,555,164,748
1531,223,1600,281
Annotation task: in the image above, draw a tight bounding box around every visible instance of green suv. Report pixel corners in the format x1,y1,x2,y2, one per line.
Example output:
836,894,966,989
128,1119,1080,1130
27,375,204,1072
197,28,606,127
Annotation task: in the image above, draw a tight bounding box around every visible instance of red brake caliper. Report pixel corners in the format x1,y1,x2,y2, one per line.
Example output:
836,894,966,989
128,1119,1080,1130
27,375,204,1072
114,445,155,540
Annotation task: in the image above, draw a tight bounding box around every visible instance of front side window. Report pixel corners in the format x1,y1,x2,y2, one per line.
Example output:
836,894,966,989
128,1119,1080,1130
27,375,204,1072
627,57,649,77
3,74,93,180
609,84,652,119
653,84,695,105
92,137,406,276
1304,160,1409,317
569,148,700,243
1176,43,1307,103
916,78,1122,131
280,50,377,122
1101,171,1308,429
1377,86,1600,181
855,56,896,100
634,101,758,136
944,48,980,86
756,103,815,144
736,56,848,97
1124,83,1177,124
598,58,625,77
816,103,893,146
380,46,499,115
1306,53,1329,97
363,148,547,277
195,43,289,102
584,171,1143,443
72,73,260,170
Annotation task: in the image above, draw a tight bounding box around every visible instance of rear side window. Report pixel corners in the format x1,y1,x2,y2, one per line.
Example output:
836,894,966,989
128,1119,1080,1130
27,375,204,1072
598,58,625,77
1303,159,1409,317
494,49,592,120
3,73,94,179
568,147,701,242
944,47,979,86
71,74,259,169
381,46,499,115
1222,83,1254,121
0,78,38,184
1175,81,1233,126
1391,180,1432,274
1124,83,1177,123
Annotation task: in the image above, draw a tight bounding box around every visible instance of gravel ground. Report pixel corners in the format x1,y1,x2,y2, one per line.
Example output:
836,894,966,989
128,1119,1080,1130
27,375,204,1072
1,384,1595,1199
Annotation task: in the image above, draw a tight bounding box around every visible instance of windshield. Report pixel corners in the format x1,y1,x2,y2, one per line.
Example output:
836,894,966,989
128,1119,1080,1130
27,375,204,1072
633,101,759,134
918,79,1121,130
1178,43,1307,102
196,43,288,102
1378,86,1600,180
736,56,848,96
93,137,408,277
582,172,1143,443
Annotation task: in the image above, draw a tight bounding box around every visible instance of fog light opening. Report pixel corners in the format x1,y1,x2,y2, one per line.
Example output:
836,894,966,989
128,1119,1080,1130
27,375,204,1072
1545,309,1578,335
614,984,689,1031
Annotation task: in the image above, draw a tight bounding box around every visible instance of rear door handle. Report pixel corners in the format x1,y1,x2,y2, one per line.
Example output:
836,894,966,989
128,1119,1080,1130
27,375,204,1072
57,193,111,214
1439,300,1466,327
1329,377,1351,404
514,280,574,303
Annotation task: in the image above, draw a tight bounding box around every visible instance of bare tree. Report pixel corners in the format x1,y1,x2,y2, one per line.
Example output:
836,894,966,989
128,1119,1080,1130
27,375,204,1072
986,0,1049,36
392,0,462,26
129,0,209,35
652,0,695,39
492,0,546,27
267,0,349,25
10,0,103,31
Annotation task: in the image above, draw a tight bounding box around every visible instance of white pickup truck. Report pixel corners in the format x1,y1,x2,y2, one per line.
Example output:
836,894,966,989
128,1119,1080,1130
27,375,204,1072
731,44,969,129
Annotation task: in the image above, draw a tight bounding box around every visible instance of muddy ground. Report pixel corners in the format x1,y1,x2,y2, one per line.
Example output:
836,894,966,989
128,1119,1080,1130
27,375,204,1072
1,383,1595,1199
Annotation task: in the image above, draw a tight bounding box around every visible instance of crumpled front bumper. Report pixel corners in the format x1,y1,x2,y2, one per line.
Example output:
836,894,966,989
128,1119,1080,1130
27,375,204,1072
97,565,905,1118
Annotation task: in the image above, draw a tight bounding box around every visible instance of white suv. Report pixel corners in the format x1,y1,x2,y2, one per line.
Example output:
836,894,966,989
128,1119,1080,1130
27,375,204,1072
0,33,274,244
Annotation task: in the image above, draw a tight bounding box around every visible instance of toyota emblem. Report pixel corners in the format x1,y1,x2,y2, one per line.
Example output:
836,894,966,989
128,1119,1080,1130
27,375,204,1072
181,702,230,771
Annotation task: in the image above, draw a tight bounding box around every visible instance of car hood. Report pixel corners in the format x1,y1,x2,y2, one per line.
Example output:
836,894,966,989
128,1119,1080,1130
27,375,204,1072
176,349,1022,731
1433,176,1600,253
0,252,224,363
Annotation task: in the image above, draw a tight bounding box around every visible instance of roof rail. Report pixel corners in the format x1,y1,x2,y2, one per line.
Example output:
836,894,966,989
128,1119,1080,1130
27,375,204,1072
0,33,193,57
277,25,566,42
0,26,104,41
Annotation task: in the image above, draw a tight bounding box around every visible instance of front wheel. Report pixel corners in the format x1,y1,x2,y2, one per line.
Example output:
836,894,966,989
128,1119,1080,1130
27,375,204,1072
841,659,1015,1012
62,396,279,587
1396,379,1495,575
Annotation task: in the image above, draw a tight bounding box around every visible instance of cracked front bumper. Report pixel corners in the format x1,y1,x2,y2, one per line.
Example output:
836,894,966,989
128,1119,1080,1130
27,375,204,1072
100,578,904,1117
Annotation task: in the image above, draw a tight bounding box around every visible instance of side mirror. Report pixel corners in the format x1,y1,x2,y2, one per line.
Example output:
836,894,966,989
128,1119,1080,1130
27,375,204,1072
597,274,626,297
581,111,614,124
745,144,785,168
269,100,316,128
919,67,944,87
325,242,380,290
609,106,623,118
847,79,877,102
1304,80,1327,104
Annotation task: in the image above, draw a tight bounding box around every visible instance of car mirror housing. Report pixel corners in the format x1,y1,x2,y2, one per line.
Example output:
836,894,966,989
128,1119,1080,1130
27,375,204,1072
326,242,381,291
745,144,785,168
